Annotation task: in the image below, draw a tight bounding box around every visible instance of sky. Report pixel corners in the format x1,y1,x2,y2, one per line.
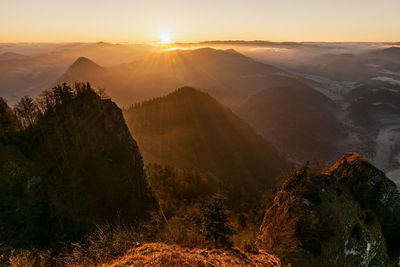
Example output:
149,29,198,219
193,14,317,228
0,0,399,43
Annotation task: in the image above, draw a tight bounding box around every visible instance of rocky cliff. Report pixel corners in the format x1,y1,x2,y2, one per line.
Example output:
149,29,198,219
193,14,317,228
258,152,400,266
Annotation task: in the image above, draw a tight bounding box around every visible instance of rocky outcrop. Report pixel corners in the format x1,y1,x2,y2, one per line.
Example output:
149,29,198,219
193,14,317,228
258,152,400,266
0,85,163,250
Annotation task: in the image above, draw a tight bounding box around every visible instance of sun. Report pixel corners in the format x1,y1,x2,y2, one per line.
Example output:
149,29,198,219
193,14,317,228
159,30,171,44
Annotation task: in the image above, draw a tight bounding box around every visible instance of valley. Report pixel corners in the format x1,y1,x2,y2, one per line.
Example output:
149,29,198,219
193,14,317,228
375,123,400,185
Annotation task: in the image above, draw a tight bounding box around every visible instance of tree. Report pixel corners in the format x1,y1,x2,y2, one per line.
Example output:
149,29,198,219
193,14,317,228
52,83,74,104
201,193,235,248
14,96,38,128
0,97,19,141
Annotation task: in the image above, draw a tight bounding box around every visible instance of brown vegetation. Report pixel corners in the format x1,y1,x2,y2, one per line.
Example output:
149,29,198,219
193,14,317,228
107,243,280,267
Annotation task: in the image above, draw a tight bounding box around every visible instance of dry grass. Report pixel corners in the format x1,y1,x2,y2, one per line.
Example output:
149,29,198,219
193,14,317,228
56,222,280,266
257,192,299,259
6,249,52,267
60,224,144,267
257,162,330,263
158,215,210,248
108,242,280,267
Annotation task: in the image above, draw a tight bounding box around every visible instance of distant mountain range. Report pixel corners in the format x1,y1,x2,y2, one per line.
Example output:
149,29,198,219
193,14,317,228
1,42,399,177
1,42,400,266
0,42,154,104
0,52,27,61
57,47,294,108
173,40,305,49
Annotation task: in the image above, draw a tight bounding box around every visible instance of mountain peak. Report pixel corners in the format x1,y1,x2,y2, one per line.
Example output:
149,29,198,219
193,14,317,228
60,57,104,82
327,152,364,172
96,41,109,45
71,56,102,68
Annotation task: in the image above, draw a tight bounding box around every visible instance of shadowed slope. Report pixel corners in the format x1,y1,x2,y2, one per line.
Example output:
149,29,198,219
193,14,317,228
124,87,287,199
239,82,346,162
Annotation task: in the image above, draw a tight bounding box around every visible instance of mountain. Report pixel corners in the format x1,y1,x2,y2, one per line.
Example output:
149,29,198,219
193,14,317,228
57,42,154,66
0,43,153,105
238,82,347,162
289,47,400,83
58,57,106,84
345,83,400,131
57,48,301,108
343,82,400,183
258,152,400,266
0,84,163,250
123,87,287,199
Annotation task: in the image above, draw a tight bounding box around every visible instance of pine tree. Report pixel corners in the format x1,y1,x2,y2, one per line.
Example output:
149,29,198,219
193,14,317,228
201,193,235,248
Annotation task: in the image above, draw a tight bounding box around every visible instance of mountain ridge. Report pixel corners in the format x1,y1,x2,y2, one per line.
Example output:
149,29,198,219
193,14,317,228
56,47,299,108
239,82,347,162
124,86,288,200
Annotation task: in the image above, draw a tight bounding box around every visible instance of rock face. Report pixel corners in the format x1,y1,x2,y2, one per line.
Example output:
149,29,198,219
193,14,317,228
258,152,400,266
0,85,163,250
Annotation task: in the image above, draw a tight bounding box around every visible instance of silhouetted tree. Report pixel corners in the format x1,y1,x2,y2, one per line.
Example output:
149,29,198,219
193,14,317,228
14,96,38,128
0,97,19,141
53,83,74,104
36,82,96,114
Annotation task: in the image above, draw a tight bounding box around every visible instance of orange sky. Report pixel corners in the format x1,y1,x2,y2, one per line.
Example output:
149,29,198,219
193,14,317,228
1,0,399,43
